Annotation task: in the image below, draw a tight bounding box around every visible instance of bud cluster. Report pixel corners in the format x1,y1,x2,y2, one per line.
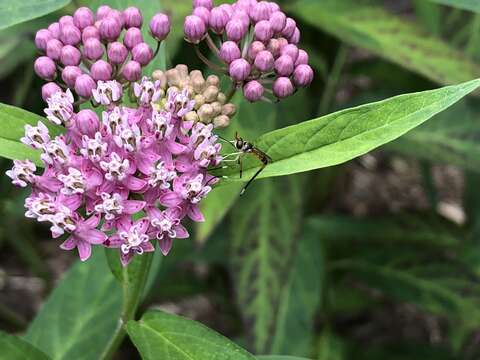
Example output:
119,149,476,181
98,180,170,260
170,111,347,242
183,0,314,102
7,78,223,265
151,64,237,128
34,6,171,102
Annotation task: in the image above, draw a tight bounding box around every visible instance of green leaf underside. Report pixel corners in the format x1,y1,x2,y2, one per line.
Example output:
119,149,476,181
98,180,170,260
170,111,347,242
388,99,480,172
231,176,303,353
427,0,480,12
25,250,122,360
127,310,255,360
290,0,480,85
270,222,324,356
0,0,71,30
215,79,480,182
0,331,50,360
0,103,63,166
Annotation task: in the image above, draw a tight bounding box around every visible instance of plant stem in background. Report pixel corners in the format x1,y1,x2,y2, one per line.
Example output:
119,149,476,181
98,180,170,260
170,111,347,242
318,44,348,116
99,253,153,360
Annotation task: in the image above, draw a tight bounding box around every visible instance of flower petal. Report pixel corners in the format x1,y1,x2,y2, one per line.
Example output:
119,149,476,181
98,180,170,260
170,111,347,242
159,191,183,207
77,241,92,261
81,229,107,244
187,205,204,222
124,176,147,192
123,200,146,214
60,236,77,250
174,224,189,239
158,237,172,256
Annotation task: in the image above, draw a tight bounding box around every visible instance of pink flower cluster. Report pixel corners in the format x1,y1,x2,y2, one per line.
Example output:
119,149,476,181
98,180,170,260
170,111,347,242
34,5,170,101
7,78,222,265
184,0,313,102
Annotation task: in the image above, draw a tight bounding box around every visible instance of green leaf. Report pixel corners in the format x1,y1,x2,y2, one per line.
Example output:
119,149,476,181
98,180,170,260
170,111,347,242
290,0,480,85
387,99,480,172
216,79,480,182
0,103,62,166
127,310,255,360
0,0,70,30
231,175,304,353
0,331,50,360
25,249,122,360
270,220,324,356
317,329,347,360
427,0,480,12
257,357,311,360
84,0,166,72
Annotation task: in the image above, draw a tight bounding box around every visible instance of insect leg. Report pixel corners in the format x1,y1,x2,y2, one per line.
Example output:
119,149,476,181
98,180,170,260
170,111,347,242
240,163,266,196
238,156,243,179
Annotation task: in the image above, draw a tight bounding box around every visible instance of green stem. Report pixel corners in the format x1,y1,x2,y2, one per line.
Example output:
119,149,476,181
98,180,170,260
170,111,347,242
318,44,348,116
225,83,238,103
99,253,153,360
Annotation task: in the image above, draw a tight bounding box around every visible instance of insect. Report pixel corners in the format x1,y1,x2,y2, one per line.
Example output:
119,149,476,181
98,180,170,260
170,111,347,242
218,132,272,196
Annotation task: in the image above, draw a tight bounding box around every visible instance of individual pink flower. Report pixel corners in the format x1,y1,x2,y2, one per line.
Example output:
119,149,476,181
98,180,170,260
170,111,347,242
59,214,106,261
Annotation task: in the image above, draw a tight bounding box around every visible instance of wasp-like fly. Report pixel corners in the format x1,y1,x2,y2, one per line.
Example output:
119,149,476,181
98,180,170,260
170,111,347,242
218,132,272,195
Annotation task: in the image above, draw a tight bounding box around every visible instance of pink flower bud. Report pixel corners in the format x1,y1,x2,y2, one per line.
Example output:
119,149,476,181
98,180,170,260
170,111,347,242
235,0,253,13
254,20,273,42
122,60,141,81
225,18,247,42
35,29,52,51
59,15,74,26
275,55,294,76
254,50,274,72
48,22,61,39
60,45,81,66
219,4,233,18
295,49,309,66
277,37,289,50
243,80,264,102
41,82,62,102
193,0,213,10
210,7,229,33
193,7,210,26
62,66,83,88
184,15,206,44
229,58,251,81
232,10,250,27
281,44,299,63
46,39,63,60
75,74,96,98
269,2,280,13
123,27,143,49
293,64,313,87
290,28,300,45
60,24,81,46
83,38,104,60
73,7,94,30
34,56,56,80
248,41,265,61
219,41,241,64
82,25,100,42
282,18,296,38
108,42,128,64
91,60,113,81
99,17,122,42
251,1,271,23
96,5,112,20
267,38,280,58
76,109,99,136
124,7,143,28
273,77,294,99
109,9,125,28
132,42,153,66
149,13,171,41
269,11,286,33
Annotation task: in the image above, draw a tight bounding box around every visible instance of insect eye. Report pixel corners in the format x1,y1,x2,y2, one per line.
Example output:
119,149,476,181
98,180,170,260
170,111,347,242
236,140,243,149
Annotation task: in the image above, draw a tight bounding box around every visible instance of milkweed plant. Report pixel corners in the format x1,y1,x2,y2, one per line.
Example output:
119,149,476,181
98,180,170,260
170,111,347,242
1,0,480,359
